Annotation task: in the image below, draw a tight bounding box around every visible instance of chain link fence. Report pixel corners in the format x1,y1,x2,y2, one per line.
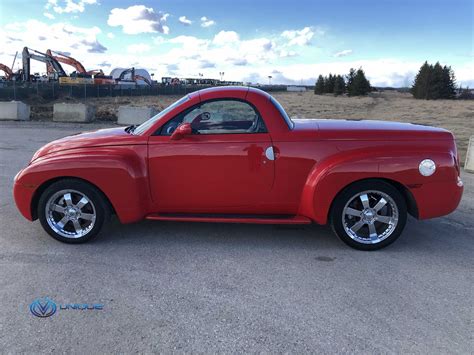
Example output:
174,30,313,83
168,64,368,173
0,81,289,102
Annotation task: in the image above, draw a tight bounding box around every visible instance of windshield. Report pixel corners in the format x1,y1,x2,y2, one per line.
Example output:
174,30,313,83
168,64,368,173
269,96,294,129
132,95,191,135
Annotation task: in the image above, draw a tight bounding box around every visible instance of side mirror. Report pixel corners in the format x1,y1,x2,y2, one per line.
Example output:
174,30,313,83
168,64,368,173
170,123,192,140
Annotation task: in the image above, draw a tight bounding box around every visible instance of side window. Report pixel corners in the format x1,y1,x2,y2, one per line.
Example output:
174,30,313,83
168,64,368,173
160,99,267,135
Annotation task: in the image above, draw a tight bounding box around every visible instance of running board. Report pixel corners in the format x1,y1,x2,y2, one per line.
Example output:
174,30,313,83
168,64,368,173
145,213,312,225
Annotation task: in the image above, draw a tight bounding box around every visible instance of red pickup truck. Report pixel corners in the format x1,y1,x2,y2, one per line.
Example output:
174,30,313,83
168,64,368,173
13,87,463,250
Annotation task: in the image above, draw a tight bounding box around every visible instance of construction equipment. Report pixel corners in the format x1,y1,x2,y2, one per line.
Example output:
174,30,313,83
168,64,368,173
22,47,66,81
117,67,152,86
46,50,115,85
162,77,181,85
46,49,87,75
0,63,14,80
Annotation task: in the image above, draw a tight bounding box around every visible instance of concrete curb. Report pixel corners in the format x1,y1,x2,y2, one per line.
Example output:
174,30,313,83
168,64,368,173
117,106,157,125
465,136,474,173
0,101,30,121
53,103,95,122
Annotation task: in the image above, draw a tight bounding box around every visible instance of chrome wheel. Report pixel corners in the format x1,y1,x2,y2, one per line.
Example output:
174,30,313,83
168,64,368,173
45,189,96,239
342,190,399,244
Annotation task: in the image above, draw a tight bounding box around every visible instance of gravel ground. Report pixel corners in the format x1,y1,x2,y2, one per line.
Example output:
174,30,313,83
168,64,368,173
0,121,472,353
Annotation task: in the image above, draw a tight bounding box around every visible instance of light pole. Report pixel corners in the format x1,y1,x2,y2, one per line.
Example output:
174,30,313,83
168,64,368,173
268,75,272,85
219,71,224,82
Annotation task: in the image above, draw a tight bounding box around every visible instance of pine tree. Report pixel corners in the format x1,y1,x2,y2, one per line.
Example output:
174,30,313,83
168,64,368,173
346,68,356,95
314,75,325,95
441,65,456,99
411,61,456,99
325,74,336,93
411,61,432,99
347,68,371,96
334,75,345,95
429,62,444,100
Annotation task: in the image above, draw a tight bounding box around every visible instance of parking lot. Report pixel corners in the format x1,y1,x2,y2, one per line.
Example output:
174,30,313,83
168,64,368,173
0,121,472,353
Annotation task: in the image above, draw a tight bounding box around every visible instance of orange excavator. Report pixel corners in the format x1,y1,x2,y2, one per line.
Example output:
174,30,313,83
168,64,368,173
46,49,115,85
117,67,153,86
0,63,14,80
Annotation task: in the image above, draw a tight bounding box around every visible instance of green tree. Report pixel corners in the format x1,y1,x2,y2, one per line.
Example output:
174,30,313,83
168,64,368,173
346,68,356,94
325,73,336,93
428,62,444,100
347,68,371,96
411,61,456,99
411,61,432,99
314,75,325,94
441,65,456,99
334,75,346,95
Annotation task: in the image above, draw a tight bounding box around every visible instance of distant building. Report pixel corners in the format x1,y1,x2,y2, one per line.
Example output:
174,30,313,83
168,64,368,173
287,86,307,92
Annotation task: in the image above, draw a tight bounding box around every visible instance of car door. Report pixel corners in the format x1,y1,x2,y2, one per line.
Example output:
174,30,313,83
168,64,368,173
148,99,275,214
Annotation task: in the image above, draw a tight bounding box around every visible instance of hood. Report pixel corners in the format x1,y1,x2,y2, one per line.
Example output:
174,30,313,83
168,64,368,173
292,119,453,141
31,127,144,162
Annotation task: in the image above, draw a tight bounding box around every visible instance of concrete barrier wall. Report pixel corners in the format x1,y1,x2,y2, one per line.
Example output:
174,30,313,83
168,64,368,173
465,136,474,173
0,101,30,121
118,106,157,125
53,103,95,122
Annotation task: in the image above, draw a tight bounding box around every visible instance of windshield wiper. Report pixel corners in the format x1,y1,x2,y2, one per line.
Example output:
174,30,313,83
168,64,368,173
125,124,138,134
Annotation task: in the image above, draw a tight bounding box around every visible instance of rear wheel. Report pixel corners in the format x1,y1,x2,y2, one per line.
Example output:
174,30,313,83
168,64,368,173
330,180,407,250
38,179,108,243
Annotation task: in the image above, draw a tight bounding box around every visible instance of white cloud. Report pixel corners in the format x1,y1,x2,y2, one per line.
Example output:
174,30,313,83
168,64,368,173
280,50,298,58
107,32,115,39
1,19,106,73
213,30,239,45
108,5,170,35
46,0,98,14
178,16,192,26
2,18,473,88
43,12,55,19
153,36,166,45
200,16,215,28
334,49,353,57
127,43,151,54
281,26,314,46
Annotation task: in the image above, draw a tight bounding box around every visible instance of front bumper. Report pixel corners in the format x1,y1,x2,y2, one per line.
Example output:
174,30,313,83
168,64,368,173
13,171,37,221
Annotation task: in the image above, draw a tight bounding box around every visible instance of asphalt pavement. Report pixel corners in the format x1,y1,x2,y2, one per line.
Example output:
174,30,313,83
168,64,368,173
0,121,472,353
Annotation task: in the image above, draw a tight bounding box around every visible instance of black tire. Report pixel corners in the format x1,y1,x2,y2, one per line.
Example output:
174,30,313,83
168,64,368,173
38,179,109,243
330,180,407,251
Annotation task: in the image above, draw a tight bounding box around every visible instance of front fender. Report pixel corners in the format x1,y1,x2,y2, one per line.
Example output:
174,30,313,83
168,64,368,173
14,145,149,223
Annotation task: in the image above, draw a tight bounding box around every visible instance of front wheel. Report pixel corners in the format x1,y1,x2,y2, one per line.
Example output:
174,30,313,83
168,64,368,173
330,180,407,250
38,179,108,243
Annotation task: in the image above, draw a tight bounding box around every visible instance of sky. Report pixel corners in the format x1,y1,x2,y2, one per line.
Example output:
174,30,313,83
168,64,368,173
0,0,473,87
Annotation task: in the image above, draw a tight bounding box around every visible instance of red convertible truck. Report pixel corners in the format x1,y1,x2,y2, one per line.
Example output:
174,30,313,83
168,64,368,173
13,87,463,250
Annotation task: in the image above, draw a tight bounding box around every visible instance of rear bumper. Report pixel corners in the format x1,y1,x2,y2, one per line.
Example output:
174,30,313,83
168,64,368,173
412,178,463,220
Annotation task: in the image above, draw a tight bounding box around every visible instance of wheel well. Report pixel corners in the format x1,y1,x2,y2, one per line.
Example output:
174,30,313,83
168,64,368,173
30,176,116,220
328,178,419,221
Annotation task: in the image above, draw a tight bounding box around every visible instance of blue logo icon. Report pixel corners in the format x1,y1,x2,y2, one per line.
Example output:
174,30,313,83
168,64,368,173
30,297,57,318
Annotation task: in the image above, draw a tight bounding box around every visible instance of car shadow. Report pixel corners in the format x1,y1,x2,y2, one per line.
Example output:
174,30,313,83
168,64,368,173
88,215,466,255
96,217,343,251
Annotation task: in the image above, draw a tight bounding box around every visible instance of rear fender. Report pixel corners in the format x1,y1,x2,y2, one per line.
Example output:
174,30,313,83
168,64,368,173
297,147,455,224
298,151,381,224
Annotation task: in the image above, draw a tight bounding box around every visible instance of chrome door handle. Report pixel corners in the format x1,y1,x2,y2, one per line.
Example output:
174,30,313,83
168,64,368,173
265,146,275,161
